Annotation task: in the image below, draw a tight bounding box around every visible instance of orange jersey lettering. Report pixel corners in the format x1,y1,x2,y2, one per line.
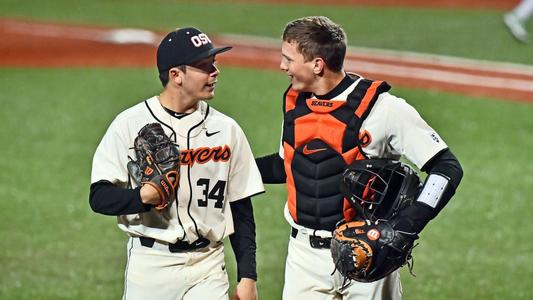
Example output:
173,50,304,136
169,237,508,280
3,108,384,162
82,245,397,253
180,145,231,166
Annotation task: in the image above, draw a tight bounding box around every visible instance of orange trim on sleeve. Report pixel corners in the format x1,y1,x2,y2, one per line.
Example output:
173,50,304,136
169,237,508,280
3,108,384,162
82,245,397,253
355,81,382,118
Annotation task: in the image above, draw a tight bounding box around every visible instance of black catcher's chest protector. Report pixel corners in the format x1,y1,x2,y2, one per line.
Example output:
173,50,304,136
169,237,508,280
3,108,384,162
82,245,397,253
282,76,391,230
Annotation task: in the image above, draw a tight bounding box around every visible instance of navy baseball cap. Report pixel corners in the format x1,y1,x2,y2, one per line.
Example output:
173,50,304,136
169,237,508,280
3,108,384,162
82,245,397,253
157,27,232,74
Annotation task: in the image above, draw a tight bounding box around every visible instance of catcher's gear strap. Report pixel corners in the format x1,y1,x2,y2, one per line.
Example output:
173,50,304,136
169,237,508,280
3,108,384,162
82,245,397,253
89,181,152,216
229,197,258,281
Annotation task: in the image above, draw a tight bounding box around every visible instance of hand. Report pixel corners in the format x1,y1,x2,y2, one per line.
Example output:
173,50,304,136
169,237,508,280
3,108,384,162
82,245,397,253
232,278,257,300
140,184,162,206
377,217,418,253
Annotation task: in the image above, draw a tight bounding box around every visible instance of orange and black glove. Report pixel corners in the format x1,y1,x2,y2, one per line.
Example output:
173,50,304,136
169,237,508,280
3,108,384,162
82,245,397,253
127,123,180,210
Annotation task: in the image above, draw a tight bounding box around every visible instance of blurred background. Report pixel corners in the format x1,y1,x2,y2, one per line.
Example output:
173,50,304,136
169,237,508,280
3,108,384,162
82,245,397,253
1,0,532,299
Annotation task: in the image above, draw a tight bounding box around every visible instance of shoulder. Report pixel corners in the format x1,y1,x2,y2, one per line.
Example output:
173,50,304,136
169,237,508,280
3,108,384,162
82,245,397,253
205,105,252,148
114,97,154,122
206,105,242,130
364,92,428,139
106,97,156,138
371,92,421,118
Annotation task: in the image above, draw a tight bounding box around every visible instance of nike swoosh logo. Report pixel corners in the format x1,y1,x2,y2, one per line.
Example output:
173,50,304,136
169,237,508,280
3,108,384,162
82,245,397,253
205,130,221,137
302,145,327,155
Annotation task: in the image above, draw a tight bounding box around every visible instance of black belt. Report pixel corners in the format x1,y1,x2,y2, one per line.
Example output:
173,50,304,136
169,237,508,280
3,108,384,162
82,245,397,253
291,227,332,249
139,236,211,253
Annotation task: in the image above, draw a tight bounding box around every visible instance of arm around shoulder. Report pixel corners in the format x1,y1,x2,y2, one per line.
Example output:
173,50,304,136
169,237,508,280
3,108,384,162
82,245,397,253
255,152,286,184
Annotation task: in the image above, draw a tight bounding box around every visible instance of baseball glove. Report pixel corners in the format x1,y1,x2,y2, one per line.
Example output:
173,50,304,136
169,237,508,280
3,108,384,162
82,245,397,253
330,218,417,283
127,123,180,210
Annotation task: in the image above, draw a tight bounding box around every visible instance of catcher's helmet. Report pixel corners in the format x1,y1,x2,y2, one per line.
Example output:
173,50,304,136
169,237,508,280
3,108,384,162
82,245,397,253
340,159,421,221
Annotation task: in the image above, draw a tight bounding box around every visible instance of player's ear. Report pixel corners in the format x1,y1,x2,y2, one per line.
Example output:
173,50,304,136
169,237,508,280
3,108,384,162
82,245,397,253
169,68,183,85
313,57,325,75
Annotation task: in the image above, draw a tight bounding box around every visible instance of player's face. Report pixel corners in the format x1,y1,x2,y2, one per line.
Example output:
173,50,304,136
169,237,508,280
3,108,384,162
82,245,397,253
280,41,316,92
180,56,220,100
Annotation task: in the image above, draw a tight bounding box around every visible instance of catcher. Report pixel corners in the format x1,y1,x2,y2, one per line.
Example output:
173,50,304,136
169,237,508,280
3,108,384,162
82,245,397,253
254,16,463,299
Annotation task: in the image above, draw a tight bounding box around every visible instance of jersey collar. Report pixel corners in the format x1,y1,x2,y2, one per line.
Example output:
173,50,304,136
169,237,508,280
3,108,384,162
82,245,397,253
145,96,209,141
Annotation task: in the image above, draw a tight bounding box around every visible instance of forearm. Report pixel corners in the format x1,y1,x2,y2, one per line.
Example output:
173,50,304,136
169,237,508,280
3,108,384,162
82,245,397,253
89,181,152,216
255,153,286,183
396,148,464,233
229,197,257,281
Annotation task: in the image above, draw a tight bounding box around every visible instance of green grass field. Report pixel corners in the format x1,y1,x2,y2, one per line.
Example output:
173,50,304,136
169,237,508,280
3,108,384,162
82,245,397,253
1,1,533,299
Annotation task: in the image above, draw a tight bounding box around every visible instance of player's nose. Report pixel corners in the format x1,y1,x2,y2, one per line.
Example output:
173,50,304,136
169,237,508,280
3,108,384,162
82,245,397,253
280,60,288,71
209,64,220,76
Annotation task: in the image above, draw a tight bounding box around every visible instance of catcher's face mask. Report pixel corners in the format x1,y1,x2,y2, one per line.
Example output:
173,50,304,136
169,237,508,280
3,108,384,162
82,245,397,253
340,159,421,221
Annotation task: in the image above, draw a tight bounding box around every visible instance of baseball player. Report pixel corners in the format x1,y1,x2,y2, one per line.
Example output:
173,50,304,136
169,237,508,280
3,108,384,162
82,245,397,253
255,16,463,299
504,0,533,43
90,27,264,300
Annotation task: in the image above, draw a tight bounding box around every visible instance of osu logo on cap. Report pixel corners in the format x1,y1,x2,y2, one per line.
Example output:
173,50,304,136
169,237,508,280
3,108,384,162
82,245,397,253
190,33,211,47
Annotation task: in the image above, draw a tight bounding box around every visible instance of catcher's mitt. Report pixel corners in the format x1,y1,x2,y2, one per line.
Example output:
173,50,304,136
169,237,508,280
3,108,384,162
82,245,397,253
127,123,180,210
331,218,417,283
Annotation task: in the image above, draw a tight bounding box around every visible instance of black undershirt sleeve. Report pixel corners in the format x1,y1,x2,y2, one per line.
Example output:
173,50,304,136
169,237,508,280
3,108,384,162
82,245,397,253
396,148,464,233
229,197,257,282
255,153,286,183
89,181,152,216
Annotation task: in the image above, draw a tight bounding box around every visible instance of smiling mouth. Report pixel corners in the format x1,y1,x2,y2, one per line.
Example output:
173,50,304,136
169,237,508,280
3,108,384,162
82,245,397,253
206,82,217,88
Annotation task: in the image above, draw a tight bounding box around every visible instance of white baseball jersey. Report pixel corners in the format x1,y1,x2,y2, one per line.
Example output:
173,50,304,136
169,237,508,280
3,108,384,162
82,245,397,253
91,96,264,244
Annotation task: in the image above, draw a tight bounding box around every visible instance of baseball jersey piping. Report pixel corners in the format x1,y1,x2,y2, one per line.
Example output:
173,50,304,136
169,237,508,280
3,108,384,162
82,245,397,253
143,101,178,142
143,100,187,240
123,238,134,299
185,104,211,239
